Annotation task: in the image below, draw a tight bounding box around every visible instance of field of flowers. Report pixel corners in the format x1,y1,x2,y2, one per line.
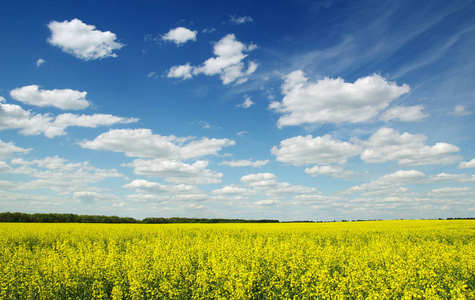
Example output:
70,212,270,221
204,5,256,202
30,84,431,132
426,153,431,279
1,220,474,299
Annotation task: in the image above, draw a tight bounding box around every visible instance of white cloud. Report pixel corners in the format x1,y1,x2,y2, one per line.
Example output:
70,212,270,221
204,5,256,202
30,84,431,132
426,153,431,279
379,105,429,122
237,95,254,108
271,134,361,166
240,173,277,187
0,100,137,137
343,170,425,196
123,179,202,195
230,15,253,24
126,194,169,203
167,63,193,79
219,159,269,167
10,85,89,110
212,184,253,195
73,191,116,203
79,128,235,159
47,19,124,61
428,187,475,198
254,199,280,206
123,159,223,185
273,127,461,168
36,59,46,67
428,173,475,183
239,172,319,196
270,71,410,128
0,139,31,159
7,156,124,193
450,105,473,116
162,27,197,46
360,128,461,166
305,165,355,179
459,159,475,169
168,34,258,85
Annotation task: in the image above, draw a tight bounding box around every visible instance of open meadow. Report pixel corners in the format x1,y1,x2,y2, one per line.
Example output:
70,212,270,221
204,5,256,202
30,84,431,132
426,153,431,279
1,220,474,299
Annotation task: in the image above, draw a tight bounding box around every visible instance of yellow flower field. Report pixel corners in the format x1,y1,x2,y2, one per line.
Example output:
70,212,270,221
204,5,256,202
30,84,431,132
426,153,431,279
1,220,474,299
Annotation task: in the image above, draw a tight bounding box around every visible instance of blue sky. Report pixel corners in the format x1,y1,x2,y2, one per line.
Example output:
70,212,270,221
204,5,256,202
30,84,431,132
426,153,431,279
1,0,474,221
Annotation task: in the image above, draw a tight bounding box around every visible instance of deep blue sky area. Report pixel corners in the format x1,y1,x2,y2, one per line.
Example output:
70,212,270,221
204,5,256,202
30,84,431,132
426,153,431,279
0,0,474,220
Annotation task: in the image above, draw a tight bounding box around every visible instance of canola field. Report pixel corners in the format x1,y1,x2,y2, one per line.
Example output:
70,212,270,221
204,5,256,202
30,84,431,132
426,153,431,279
1,220,474,299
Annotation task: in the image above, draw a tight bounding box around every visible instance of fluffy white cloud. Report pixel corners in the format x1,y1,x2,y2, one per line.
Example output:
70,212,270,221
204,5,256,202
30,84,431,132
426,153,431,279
123,179,202,195
271,134,361,166
168,34,258,85
254,199,280,206
428,187,475,198
0,140,31,159
379,105,428,122
124,159,222,185
305,165,355,179
343,170,425,196
8,156,123,193
212,184,253,195
36,59,46,67
270,71,410,128
230,15,253,24
273,127,461,168
237,95,254,108
162,27,197,45
73,191,117,203
10,85,89,110
459,159,475,169
450,105,473,116
79,129,235,159
240,173,277,187
219,159,269,167
0,100,137,137
239,172,319,196
360,128,460,165
428,173,475,183
167,63,193,79
47,19,124,60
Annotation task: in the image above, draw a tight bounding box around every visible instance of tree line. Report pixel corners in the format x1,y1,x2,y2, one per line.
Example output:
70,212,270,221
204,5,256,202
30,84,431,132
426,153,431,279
0,212,279,224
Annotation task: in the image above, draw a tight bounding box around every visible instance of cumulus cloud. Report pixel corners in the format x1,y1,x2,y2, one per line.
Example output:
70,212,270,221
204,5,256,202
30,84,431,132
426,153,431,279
219,159,269,167
79,128,235,160
428,187,475,198
305,165,355,179
240,173,277,187
459,159,475,169
254,199,280,206
270,71,410,128
450,105,473,116
237,95,254,108
273,127,460,168
8,156,123,193
162,27,197,46
0,139,31,159
123,159,223,185
271,134,361,166
0,100,137,137
167,63,194,79
230,15,253,24
343,170,425,196
379,105,429,122
360,128,460,166
47,18,124,60
428,173,475,183
36,59,46,67
123,179,203,195
212,184,253,195
73,191,116,203
10,85,89,110
167,34,258,85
